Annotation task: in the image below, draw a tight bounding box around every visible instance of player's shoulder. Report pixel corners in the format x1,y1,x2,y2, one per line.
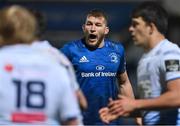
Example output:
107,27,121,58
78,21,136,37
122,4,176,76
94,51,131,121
31,40,50,48
165,40,179,50
57,51,72,67
105,39,125,51
0,44,35,56
160,39,180,55
32,40,72,67
0,44,51,66
62,39,84,49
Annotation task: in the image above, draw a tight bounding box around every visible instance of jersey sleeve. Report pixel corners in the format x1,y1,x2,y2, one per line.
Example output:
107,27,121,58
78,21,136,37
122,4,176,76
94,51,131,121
117,45,126,74
161,48,180,81
60,43,72,61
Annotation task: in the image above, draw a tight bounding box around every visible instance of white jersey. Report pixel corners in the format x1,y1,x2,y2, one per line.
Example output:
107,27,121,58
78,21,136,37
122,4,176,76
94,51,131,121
31,40,79,91
137,39,180,125
0,44,81,125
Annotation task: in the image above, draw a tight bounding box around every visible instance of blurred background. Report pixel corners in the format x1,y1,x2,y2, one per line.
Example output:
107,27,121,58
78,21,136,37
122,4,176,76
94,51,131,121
0,0,180,124
0,0,180,97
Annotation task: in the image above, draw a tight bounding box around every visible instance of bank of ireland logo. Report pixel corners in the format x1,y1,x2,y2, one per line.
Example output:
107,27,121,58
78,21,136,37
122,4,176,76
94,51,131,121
109,53,118,63
96,65,105,71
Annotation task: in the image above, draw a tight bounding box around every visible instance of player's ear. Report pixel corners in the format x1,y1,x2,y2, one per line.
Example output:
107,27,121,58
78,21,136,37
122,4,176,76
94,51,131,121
105,26,109,35
148,22,155,35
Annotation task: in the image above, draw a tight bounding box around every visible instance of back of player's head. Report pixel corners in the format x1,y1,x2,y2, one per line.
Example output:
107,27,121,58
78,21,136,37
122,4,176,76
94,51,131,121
0,5,37,46
30,9,46,39
86,9,108,25
131,2,168,35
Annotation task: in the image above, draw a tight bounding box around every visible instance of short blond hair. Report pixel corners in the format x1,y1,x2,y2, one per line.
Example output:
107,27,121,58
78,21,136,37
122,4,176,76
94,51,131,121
0,5,37,46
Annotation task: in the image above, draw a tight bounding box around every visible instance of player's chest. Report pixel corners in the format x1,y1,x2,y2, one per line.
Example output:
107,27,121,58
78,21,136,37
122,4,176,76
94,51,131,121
138,55,160,74
71,50,121,72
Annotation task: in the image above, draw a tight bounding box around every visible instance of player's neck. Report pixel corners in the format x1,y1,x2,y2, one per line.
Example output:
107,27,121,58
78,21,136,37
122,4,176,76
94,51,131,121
145,33,165,52
98,39,105,48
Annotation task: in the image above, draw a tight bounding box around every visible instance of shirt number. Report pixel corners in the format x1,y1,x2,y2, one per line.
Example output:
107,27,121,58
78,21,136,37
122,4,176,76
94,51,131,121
13,79,46,109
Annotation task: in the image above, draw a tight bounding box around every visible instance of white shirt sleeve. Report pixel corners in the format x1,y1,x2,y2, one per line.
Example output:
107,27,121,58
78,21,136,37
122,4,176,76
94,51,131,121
161,47,180,81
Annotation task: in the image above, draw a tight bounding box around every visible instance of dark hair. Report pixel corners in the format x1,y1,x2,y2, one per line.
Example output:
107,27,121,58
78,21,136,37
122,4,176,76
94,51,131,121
30,10,46,38
131,2,168,35
86,9,108,25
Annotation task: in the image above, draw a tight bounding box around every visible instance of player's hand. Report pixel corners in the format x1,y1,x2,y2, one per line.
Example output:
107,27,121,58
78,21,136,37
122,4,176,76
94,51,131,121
108,95,136,117
99,98,121,124
99,107,120,124
99,107,111,124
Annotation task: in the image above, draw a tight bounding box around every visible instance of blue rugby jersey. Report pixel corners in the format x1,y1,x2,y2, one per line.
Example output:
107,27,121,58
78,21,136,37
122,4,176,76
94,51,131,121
61,38,126,125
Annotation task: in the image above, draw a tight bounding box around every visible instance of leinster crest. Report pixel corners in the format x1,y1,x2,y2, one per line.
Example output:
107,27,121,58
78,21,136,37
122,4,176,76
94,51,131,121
109,53,118,63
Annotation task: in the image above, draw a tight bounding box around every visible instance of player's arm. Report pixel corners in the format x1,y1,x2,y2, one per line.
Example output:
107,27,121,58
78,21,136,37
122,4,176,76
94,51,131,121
107,78,180,118
117,46,134,98
135,78,180,110
76,89,88,110
134,55,180,110
117,71,142,124
107,80,180,122
117,71,134,98
99,72,137,123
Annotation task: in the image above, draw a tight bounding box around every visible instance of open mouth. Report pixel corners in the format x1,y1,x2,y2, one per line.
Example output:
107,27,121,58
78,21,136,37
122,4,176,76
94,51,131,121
88,34,97,41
